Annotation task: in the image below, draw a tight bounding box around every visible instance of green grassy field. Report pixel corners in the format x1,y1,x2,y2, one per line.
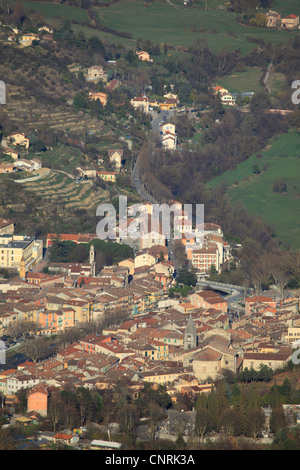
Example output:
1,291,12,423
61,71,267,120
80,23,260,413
206,131,300,250
216,66,264,94
94,0,299,52
272,0,300,17
22,1,89,22
19,0,300,53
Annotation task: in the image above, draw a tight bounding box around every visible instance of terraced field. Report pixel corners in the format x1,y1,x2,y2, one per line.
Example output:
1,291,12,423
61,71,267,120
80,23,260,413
4,100,105,135
22,170,110,212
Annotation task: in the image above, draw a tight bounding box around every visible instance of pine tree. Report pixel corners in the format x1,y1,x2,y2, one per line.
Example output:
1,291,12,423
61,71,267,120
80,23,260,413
207,386,221,431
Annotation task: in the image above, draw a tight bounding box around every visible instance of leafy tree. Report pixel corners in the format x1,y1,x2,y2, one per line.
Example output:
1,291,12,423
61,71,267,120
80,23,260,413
175,432,186,450
28,138,46,152
176,267,197,286
257,364,273,382
88,36,106,56
207,386,221,431
252,163,260,174
250,12,267,27
273,177,287,193
73,92,87,110
49,239,76,263
136,383,172,411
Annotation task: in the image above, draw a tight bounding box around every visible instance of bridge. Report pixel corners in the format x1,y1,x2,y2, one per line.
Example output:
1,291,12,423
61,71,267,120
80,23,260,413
195,279,254,305
196,279,243,294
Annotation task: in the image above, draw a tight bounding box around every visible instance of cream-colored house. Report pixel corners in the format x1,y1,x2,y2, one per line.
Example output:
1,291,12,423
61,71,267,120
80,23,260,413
97,171,117,182
134,252,156,269
161,122,177,150
281,14,299,29
136,51,153,62
118,258,135,276
38,26,54,34
283,327,300,344
162,133,177,150
87,65,108,81
161,122,176,135
163,92,179,102
20,33,40,46
220,93,236,106
76,166,97,179
7,132,30,149
243,348,291,371
0,235,43,274
130,96,150,114
4,147,19,160
108,149,123,171
265,10,281,27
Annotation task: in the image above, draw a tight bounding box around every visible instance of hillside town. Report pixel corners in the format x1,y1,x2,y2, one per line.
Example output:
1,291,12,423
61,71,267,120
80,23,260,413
0,0,300,452
0,210,300,448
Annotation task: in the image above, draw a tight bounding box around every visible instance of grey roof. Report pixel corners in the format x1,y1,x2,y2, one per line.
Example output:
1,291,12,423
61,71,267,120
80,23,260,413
0,236,35,249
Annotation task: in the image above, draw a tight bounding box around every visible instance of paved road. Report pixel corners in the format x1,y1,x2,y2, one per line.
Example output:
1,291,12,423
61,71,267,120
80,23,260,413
132,109,180,270
14,168,51,183
132,109,175,202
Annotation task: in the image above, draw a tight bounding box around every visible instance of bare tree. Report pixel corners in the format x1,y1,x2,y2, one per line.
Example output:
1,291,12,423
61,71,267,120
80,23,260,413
195,408,213,442
6,321,38,341
48,392,65,433
284,252,300,286
272,267,290,299
23,337,49,363
244,408,265,439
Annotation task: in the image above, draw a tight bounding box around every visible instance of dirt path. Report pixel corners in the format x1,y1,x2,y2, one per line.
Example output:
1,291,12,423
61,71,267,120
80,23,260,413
263,62,273,94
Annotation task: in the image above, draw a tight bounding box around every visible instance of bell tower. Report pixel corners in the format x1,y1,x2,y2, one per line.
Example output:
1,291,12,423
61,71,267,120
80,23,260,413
19,256,26,280
184,314,197,350
89,244,95,277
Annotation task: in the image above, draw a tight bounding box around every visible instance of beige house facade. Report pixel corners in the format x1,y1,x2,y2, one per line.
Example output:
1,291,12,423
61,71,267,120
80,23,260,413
0,235,43,273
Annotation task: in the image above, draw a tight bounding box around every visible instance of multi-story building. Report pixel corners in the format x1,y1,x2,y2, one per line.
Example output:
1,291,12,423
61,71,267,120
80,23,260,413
191,244,220,273
0,235,43,274
6,372,40,396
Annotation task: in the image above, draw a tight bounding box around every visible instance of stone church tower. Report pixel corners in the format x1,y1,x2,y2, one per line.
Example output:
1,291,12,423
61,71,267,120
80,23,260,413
19,256,26,280
184,314,197,350
89,244,95,277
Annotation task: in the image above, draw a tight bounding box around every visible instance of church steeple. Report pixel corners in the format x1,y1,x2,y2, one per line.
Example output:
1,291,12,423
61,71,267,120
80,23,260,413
89,244,95,277
19,256,26,280
184,314,197,350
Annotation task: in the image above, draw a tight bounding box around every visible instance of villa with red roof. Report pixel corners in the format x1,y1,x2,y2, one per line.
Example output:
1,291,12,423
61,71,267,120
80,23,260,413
281,14,299,29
